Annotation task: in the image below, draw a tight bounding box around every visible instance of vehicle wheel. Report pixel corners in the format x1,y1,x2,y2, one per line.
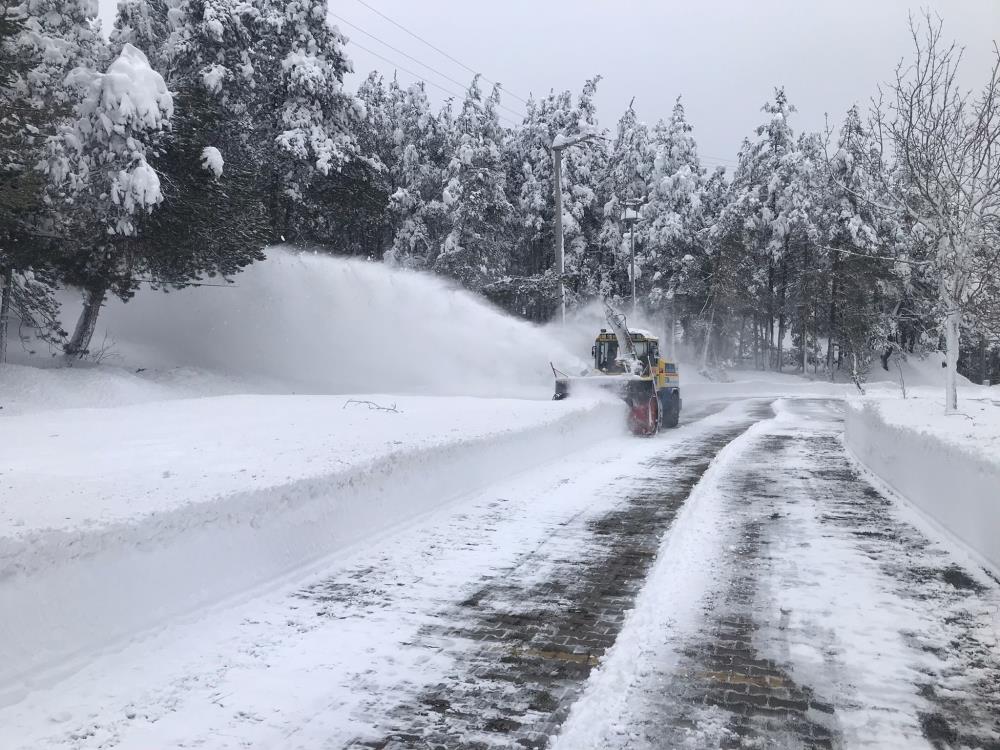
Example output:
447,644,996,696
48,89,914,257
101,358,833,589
663,394,680,428
646,395,659,436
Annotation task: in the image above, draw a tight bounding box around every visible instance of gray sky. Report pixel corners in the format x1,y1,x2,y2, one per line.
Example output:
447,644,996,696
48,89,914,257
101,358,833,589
98,1,999,170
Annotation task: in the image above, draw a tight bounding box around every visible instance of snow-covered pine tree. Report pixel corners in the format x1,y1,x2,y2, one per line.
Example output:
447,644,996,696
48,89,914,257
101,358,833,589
16,0,108,109
108,0,172,64
491,89,574,318
641,98,705,323
47,42,173,357
370,76,451,270
559,77,608,306
252,0,365,239
777,129,825,373
132,78,269,289
492,78,611,318
507,93,554,276
718,89,804,370
118,0,271,286
0,4,66,360
2,0,110,358
597,104,651,304
435,78,514,291
821,104,903,380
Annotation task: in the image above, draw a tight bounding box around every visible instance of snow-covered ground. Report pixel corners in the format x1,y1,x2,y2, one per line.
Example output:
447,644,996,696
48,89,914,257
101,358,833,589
3,249,997,747
0,250,619,706
0,392,620,703
0,398,767,749
845,393,1000,574
4,394,996,749
555,398,1000,749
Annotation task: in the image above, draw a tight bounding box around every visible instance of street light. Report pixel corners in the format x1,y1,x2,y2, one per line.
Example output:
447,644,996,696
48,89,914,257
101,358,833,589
622,198,642,315
552,132,599,324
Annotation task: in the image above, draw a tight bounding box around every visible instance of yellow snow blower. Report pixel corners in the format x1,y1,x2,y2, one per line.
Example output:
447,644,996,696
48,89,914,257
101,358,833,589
552,304,681,435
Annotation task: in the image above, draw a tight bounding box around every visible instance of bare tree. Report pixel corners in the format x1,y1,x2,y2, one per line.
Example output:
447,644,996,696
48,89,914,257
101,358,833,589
869,13,1000,413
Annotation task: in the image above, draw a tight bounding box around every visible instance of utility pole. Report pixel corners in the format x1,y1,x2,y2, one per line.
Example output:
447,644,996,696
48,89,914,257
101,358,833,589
622,198,642,316
630,227,636,314
670,290,676,360
552,132,599,324
553,147,565,324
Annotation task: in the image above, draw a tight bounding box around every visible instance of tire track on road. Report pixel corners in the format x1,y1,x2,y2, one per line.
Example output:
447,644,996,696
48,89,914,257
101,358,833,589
349,403,775,749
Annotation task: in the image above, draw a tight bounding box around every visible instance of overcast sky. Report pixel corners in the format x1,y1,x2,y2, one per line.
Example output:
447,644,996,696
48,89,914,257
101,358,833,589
97,1,999,171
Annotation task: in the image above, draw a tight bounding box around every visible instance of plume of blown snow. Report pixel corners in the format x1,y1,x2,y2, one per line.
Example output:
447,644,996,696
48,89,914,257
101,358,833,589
63,247,585,399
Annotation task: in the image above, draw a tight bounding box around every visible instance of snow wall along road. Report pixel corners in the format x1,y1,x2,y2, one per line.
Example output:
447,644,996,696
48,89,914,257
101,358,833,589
77,246,585,397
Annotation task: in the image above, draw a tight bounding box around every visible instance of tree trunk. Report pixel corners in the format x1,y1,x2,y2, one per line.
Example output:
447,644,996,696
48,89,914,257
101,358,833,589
801,321,808,373
776,313,785,373
700,304,715,372
767,257,775,369
980,334,988,385
827,261,838,382
812,306,819,375
943,302,960,414
800,242,809,373
0,266,12,365
736,314,746,367
776,248,789,372
65,283,108,359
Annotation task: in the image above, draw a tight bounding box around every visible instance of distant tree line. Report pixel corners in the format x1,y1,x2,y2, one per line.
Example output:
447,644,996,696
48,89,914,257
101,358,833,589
2,3,999,400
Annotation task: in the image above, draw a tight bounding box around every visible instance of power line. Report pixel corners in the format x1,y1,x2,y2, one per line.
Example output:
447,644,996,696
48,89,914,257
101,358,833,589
347,39,522,128
701,154,739,164
351,0,530,106
332,11,525,120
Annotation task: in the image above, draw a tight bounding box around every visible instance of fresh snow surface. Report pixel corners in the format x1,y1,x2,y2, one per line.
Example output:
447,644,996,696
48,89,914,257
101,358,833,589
845,393,1000,574
0,399,751,749
0,394,608,537
0,246,635,707
0,392,618,702
852,391,1000,463
555,398,1000,749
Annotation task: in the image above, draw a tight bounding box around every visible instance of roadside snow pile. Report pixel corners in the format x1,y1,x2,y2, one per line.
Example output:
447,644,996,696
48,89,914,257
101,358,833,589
845,395,1000,574
0,393,619,703
57,247,582,399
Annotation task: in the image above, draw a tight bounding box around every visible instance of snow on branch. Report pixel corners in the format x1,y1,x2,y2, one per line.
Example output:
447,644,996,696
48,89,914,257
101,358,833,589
201,146,224,178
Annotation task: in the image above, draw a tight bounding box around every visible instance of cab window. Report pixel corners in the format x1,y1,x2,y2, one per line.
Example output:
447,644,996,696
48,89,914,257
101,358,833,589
632,340,658,361
596,340,618,371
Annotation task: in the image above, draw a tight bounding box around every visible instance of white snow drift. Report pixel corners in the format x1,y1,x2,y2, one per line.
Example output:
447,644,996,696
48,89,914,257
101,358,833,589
845,396,1000,574
0,393,620,704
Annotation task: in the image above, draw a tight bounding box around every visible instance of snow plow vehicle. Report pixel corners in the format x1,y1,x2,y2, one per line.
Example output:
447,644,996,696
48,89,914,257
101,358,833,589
552,305,681,436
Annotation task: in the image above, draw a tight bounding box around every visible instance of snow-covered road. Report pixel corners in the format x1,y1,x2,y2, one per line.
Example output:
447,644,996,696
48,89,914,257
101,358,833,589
3,397,998,749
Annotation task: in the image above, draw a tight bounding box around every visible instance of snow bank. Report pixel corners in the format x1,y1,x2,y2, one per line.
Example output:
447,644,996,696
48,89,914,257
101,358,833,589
59,247,583,399
0,393,619,704
844,396,1000,574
